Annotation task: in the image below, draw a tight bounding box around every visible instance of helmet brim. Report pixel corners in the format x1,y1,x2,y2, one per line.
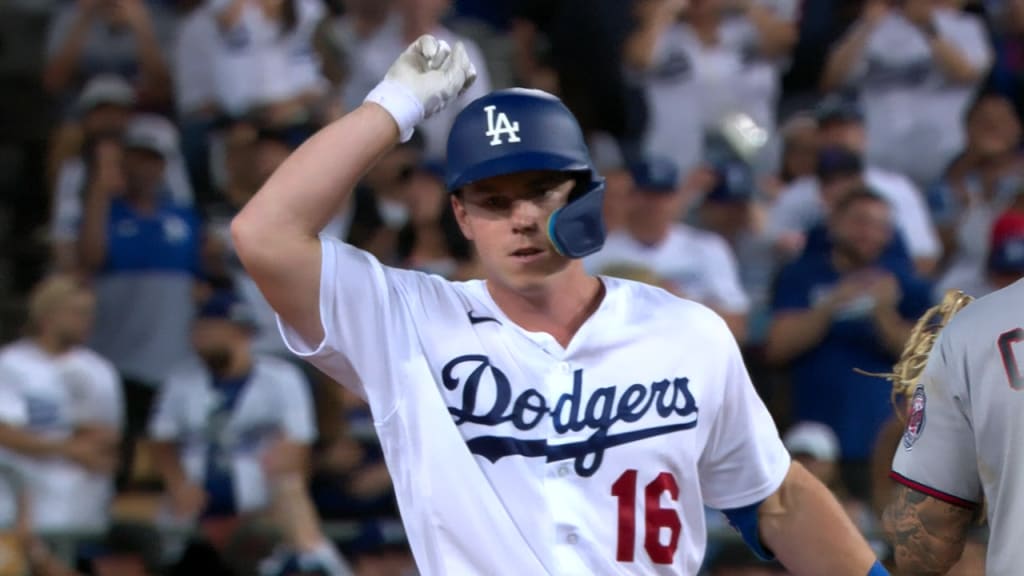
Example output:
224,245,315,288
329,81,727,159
446,151,591,191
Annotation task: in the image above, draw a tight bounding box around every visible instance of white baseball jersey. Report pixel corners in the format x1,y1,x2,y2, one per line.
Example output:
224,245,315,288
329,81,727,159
583,225,751,315
276,237,791,575
0,339,120,533
148,355,316,514
891,278,1024,575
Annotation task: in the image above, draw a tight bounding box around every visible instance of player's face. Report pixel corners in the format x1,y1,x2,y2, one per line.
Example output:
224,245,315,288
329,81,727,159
832,199,893,265
452,171,576,289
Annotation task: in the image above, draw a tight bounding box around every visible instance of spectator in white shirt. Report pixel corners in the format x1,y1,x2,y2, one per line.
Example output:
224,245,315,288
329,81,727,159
584,154,751,342
0,275,122,570
822,0,993,187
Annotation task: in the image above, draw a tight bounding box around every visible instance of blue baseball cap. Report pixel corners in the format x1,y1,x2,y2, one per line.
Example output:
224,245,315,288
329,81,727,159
628,155,680,193
197,289,257,328
816,146,863,181
706,160,755,203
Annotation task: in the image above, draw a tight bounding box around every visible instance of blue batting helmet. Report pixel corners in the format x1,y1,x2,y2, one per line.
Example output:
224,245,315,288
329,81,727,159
445,88,606,259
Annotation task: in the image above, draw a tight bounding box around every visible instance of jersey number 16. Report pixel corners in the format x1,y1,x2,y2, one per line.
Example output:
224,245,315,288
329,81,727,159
611,469,681,564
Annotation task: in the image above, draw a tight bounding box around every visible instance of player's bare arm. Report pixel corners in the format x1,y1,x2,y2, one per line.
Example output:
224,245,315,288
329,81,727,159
757,461,880,575
882,484,975,575
231,35,476,344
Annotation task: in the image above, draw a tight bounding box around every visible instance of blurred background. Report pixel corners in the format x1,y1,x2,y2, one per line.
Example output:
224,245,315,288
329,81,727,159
0,0,1019,574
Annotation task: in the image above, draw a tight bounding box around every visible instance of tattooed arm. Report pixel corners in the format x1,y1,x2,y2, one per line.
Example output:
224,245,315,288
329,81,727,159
882,484,976,575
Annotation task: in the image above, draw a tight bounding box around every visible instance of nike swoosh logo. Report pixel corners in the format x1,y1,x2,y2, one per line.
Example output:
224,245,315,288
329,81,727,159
467,310,501,325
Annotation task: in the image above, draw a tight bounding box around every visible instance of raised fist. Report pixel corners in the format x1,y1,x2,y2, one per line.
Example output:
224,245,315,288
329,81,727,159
385,34,477,119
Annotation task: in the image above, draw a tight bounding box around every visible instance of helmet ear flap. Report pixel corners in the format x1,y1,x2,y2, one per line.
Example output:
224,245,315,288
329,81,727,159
548,176,607,259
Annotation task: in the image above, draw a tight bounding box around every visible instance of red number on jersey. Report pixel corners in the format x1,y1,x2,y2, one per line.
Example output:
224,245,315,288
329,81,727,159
998,328,1024,390
611,469,682,564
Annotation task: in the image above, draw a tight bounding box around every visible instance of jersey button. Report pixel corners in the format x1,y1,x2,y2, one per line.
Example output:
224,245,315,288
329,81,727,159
557,465,570,477
558,362,571,374
566,533,578,545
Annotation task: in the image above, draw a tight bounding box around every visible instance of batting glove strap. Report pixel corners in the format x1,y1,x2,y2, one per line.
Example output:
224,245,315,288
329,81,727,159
364,79,424,143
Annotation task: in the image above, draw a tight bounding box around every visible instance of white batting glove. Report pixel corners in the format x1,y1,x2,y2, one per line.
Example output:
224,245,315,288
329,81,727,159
364,35,478,142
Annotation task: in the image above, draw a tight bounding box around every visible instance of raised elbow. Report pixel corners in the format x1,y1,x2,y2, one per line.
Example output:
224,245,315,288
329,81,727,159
230,210,264,269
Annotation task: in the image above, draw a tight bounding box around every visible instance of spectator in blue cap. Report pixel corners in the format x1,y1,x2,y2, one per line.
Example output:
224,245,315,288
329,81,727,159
584,154,751,342
698,159,778,345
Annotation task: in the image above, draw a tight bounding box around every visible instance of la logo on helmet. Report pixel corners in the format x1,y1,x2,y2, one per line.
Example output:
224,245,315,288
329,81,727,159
484,105,521,146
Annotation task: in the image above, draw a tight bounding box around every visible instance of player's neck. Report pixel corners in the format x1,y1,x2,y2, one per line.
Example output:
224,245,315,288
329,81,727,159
486,265,604,348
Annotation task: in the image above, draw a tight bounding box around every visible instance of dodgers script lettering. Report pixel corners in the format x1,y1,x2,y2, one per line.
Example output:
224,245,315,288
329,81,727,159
441,355,699,477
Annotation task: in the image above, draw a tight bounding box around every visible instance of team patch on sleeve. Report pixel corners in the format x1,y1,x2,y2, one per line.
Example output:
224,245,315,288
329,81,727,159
902,384,926,450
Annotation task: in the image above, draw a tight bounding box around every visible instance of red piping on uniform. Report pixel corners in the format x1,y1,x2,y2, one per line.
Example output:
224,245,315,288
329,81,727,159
889,471,979,510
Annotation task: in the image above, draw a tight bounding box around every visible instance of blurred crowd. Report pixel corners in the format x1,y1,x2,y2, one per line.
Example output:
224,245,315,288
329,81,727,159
0,0,1023,574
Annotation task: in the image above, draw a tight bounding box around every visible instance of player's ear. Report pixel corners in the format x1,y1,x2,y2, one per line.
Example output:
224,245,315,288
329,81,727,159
451,192,475,240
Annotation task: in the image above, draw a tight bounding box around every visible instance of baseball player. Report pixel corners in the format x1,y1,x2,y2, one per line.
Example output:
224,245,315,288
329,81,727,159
883,280,1024,574
232,35,887,575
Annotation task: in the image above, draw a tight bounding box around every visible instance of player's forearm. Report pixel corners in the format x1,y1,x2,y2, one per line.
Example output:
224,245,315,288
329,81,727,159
882,484,973,575
759,462,878,575
233,103,399,251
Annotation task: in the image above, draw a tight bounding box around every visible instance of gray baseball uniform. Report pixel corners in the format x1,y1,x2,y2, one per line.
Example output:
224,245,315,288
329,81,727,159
891,278,1024,575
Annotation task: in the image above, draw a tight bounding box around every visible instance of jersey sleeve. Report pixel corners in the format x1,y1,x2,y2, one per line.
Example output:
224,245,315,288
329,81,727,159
699,319,791,509
890,330,982,509
273,362,317,445
275,236,429,416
